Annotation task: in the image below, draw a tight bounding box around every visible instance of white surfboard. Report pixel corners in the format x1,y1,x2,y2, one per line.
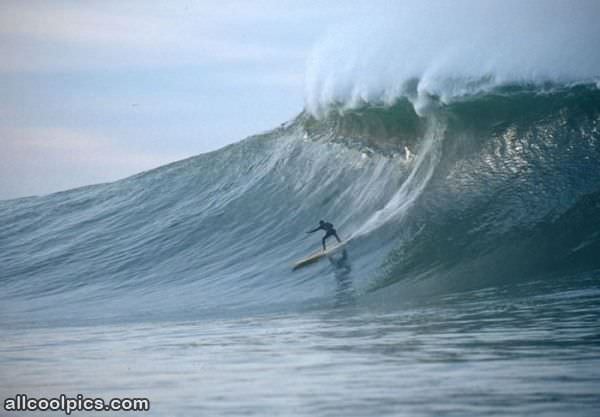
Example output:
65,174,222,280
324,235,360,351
292,242,346,271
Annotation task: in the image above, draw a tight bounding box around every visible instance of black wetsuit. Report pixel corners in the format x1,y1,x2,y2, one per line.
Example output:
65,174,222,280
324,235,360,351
307,221,341,251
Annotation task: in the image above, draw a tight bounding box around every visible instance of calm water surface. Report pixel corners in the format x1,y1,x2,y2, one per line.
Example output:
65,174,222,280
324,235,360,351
2,279,599,417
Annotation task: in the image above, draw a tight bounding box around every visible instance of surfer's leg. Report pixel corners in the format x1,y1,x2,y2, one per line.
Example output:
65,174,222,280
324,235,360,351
323,230,335,251
333,231,341,243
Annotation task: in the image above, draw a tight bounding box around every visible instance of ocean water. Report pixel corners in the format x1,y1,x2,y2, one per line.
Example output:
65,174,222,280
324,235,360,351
2,41,600,417
2,84,600,416
1,276,599,416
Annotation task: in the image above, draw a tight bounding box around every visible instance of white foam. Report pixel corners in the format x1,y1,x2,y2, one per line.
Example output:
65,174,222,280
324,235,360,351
304,0,600,116
351,117,445,239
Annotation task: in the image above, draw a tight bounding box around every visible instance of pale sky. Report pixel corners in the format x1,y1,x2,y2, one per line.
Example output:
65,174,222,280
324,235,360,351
0,0,364,199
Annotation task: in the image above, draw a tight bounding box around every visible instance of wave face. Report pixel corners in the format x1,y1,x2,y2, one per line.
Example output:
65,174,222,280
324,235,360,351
1,85,600,325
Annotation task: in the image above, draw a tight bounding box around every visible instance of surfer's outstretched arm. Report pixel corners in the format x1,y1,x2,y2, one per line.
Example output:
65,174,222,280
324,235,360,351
306,226,322,233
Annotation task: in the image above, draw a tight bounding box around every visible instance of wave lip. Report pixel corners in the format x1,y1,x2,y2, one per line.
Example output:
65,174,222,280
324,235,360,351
304,0,600,116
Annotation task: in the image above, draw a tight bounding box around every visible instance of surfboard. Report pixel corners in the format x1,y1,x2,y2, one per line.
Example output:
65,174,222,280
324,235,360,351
292,242,346,271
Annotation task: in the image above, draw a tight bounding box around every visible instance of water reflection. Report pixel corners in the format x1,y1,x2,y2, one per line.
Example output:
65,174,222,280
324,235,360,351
328,248,355,306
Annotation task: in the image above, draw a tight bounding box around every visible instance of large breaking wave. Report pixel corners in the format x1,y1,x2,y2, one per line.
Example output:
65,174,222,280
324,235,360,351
1,84,599,325
2,0,600,325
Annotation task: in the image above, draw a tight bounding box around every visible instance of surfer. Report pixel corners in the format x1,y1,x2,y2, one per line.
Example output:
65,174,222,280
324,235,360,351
307,220,341,251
